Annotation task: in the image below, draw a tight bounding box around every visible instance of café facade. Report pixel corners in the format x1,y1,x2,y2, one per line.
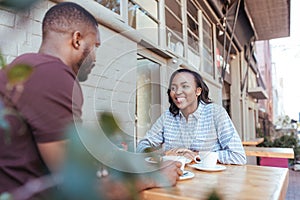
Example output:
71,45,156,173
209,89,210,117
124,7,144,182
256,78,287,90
0,0,290,149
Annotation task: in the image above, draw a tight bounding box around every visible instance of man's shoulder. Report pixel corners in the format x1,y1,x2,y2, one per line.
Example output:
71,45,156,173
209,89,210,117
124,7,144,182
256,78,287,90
11,53,62,66
11,53,75,79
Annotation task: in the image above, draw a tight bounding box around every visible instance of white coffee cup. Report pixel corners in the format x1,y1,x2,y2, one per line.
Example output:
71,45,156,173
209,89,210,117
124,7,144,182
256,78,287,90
194,151,218,168
163,156,186,171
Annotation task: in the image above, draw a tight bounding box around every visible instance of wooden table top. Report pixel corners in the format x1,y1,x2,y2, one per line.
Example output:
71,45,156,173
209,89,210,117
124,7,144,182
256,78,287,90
141,164,289,200
242,138,264,146
244,146,294,158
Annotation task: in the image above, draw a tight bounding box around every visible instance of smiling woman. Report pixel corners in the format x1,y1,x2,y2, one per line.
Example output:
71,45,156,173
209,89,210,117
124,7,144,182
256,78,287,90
137,68,247,165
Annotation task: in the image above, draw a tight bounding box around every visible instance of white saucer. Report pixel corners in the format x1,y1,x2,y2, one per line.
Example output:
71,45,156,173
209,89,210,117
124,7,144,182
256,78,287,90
179,171,195,180
189,163,226,172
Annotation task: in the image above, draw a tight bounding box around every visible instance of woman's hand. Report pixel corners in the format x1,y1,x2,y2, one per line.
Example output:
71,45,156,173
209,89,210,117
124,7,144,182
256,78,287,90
165,148,197,161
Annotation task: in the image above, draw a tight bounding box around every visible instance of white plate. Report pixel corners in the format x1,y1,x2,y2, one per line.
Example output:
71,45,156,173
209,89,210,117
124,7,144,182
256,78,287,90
189,163,226,172
179,171,195,180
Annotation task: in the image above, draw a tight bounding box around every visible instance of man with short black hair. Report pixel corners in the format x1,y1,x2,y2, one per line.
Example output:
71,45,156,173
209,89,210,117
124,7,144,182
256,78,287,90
0,2,181,199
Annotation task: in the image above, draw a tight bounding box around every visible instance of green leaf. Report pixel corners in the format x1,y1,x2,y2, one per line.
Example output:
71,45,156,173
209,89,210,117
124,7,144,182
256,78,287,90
98,112,121,136
6,64,33,86
207,189,223,200
0,53,6,69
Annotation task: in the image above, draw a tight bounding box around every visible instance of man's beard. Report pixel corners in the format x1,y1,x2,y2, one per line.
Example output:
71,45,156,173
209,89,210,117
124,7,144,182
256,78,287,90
77,48,95,82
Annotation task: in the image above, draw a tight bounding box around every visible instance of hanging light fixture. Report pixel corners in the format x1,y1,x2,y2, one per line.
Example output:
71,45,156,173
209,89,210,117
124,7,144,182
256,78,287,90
218,29,224,36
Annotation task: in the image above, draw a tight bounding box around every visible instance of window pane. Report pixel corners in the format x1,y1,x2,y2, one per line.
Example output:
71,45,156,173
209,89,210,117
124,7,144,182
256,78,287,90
165,0,181,17
165,9,182,35
166,30,184,56
201,16,214,76
203,20,211,33
136,55,161,138
203,48,212,59
188,48,200,69
187,15,198,36
188,31,199,51
135,0,158,19
187,0,197,19
128,2,159,44
95,0,120,14
203,34,212,51
203,58,213,75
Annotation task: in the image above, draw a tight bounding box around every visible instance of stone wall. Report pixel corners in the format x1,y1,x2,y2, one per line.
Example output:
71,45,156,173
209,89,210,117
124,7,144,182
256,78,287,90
0,0,137,139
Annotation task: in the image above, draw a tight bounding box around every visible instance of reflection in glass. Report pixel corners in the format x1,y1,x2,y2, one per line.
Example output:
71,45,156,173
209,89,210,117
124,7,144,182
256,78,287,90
134,0,158,18
165,9,182,35
95,0,120,14
187,0,197,18
188,31,199,51
202,16,214,77
136,55,161,139
165,0,181,16
187,15,199,36
128,1,159,44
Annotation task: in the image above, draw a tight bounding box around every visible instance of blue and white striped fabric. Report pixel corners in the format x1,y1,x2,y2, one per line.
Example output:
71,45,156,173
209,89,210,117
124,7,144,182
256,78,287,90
137,102,247,165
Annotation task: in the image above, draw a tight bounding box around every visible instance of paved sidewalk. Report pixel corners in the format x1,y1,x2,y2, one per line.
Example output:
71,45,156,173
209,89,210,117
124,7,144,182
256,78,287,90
286,168,300,200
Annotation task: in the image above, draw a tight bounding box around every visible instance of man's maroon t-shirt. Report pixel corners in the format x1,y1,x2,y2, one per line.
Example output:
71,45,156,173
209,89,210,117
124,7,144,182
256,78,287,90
0,53,83,193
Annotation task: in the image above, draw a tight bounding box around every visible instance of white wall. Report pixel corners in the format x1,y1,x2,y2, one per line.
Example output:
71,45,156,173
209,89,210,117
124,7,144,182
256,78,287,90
0,0,138,138
81,25,137,137
0,0,55,63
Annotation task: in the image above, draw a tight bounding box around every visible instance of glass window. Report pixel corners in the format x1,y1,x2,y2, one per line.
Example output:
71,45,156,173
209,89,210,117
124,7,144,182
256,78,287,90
186,0,200,68
165,0,181,16
165,9,182,35
201,15,214,77
95,0,120,14
134,0,158,18
136,55,161,139
128,0,159,44
187,0,197,18
188,31,199,51
165,0,184,56
187,14,199,37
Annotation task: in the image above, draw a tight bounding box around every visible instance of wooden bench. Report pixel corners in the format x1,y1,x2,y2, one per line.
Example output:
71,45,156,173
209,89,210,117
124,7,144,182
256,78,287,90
244,146,294,159
242,138,264,146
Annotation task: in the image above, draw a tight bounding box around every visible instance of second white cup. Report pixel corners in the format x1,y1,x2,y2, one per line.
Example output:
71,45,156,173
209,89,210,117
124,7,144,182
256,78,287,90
194,151,218,168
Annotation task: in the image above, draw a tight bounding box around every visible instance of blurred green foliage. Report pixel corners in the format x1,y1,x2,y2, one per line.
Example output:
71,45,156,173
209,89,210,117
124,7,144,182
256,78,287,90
6,64,33,87
58,116,141,200
207,189,223,200
258,134,300,163
0,53,5,69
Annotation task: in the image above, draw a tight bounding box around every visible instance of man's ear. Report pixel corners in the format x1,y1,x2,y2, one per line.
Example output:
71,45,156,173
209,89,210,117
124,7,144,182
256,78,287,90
72,31,81,50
